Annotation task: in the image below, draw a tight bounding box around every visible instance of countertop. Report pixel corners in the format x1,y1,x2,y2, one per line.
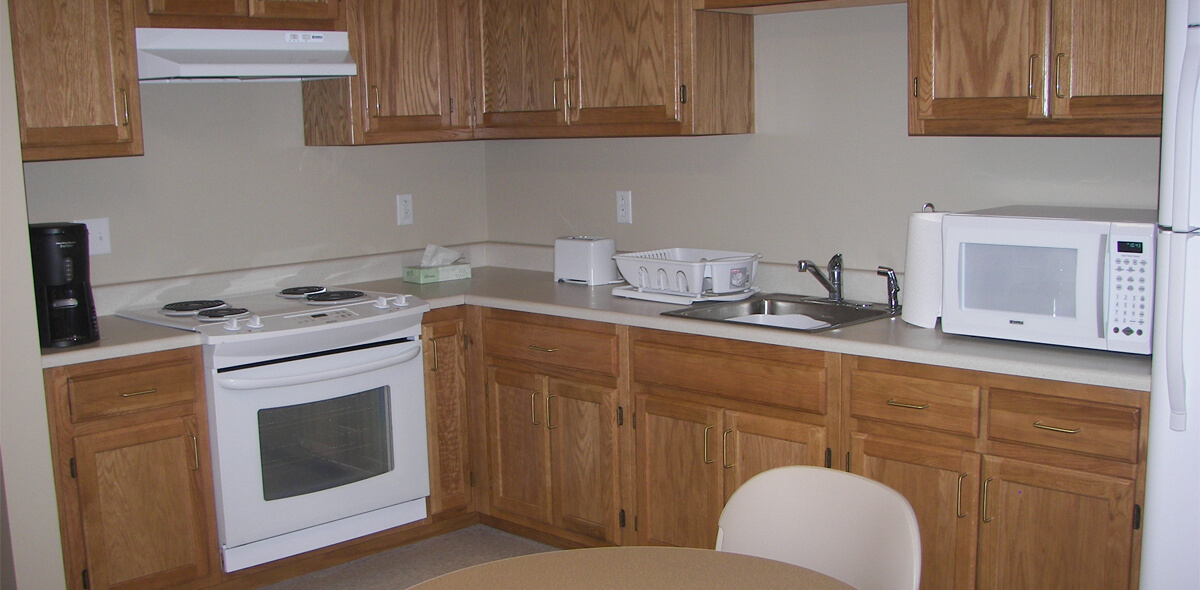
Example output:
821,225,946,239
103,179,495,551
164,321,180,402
42,267,1152,392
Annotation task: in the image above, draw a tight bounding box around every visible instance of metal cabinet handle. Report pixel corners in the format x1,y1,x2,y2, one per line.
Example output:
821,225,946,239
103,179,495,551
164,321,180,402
1054,53,1067,99
119,88,130,126
552,78,561,110
886,399,929,410
722,429,734,468
912,76,918,98
530,392,540,425
371,85,381,117
981,477,995,523
546,394,557,430
1028,54,1039,98
703,425,715,464
430,339,439,372
528,345,558,353
1033,420,1081,434
188,433,200,471
120,388,158,398
956,473,968,518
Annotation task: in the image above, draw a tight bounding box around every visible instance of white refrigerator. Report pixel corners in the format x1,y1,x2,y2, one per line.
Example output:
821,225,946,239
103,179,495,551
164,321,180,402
1142,0,1200,587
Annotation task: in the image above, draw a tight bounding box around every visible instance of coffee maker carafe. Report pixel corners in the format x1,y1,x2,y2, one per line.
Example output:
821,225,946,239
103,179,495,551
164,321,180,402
30,223,99,348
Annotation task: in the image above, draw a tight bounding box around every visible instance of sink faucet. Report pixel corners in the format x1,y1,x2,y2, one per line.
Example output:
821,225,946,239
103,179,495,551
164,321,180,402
798,254,843,302
877,266,901,310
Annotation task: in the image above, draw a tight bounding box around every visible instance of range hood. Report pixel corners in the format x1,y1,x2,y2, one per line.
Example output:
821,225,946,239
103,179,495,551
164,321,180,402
136,28,357,81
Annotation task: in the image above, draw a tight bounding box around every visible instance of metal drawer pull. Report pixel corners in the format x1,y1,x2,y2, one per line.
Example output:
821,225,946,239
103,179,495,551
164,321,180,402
1027,54,1038,98
722,429,734,468
703,425,715,464
120,388,158,398
531,392,540,425
956,473,968,518
981,477,995,523
188,433,200,471
528,345,558,353
886,399,929,410
546,394,557,430
1033,420,1081,434
1054,53,1067,99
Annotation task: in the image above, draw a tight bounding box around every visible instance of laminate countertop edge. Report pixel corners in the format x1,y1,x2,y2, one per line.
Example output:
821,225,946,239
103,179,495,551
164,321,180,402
41,267,1152,392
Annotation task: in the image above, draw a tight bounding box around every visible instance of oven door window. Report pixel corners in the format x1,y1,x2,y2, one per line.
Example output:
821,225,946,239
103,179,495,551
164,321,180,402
258,387,394,501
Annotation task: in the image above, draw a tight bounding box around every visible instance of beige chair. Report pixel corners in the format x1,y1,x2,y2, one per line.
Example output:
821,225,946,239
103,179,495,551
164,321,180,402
715,466,921,590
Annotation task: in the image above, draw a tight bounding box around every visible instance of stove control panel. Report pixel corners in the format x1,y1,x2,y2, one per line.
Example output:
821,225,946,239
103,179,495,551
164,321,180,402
197,292,429,341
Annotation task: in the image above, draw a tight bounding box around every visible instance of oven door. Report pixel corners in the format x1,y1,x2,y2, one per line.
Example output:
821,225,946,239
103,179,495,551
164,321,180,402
208,338,429,552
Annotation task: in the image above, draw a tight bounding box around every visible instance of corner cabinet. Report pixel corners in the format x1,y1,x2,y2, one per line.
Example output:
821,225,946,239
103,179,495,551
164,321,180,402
42,347,219,590
909,0,1164,136
423,306,473,517
8,0,144,161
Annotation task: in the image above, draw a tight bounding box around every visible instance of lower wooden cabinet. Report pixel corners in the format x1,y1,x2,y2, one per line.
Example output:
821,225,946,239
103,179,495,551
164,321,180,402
43,347,219,590
423,306,472,516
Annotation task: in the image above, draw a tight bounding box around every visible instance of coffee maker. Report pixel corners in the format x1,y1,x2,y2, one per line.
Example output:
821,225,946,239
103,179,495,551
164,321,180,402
30,223,99,348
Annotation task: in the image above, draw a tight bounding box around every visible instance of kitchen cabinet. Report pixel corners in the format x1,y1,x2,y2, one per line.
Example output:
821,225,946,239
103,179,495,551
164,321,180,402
8,0,144,161
844,355,1147,590
302,0,474,145
423,306,472,516
908,0,1164,136
472,0,754,139
629,328,833,548
481,310,623,545
137,0,341,30
42,347,219,590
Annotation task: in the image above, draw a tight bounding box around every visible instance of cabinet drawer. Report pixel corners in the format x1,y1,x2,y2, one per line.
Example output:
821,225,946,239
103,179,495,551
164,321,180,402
988,389,1141,462
484,318,617,376
68,360,198,423
849,370,980,437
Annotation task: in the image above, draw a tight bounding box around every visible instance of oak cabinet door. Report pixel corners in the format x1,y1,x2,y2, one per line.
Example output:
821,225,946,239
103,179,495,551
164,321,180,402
250,0,339,19
976,456,1136,590
547,377,620,543
73,417,212,590
486,367,552,523
852,433,981,590
424,318,471,515
475,0,567,128
635,395,723,548
147,0,248,17
147,0,338,19
721,411,826,504
9,0,143,161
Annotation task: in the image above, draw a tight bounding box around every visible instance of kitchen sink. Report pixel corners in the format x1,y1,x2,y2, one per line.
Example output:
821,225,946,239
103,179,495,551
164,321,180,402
661,293,900,333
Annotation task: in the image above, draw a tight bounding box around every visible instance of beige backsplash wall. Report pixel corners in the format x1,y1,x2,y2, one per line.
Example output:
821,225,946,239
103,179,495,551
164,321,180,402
21,82,489,286
484,4,1162,274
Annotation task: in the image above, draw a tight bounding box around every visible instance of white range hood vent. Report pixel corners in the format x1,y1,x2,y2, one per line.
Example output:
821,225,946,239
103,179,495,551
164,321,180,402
136,28,357,82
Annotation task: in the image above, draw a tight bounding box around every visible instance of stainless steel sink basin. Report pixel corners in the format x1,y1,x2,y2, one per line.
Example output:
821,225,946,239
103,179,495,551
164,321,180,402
661,293,900,333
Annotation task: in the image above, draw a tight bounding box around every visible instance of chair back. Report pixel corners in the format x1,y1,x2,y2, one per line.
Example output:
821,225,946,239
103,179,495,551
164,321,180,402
715,466,921,590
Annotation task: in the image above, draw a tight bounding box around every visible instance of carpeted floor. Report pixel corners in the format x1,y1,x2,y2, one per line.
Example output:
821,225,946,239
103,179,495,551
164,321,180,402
260,525,559,590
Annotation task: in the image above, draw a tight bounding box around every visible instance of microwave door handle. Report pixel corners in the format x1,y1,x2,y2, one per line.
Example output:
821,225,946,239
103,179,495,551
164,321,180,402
1167,235,1192,431
1174,28,1200,230
1099,234,1109,340
217,344,422,391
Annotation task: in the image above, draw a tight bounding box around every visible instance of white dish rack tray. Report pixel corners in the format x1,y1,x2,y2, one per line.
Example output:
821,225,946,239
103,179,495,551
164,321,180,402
612,248,761,303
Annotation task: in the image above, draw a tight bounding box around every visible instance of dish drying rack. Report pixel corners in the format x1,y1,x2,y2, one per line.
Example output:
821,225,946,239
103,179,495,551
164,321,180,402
612,248,761,304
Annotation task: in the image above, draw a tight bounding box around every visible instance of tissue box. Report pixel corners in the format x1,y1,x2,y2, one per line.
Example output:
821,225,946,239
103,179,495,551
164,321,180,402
403,262,472,284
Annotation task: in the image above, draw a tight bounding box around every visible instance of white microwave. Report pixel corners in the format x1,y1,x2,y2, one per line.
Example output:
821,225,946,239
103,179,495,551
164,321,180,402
941,206,1157,354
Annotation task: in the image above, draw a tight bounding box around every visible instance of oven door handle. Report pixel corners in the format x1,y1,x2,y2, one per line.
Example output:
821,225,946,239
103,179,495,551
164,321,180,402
217,345,422,391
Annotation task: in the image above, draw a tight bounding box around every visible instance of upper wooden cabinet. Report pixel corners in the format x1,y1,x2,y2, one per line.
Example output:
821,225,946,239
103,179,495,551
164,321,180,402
137,0,342,29
8,0,144,161
909,0,1164,136
473,0,754,138
303,0,474,145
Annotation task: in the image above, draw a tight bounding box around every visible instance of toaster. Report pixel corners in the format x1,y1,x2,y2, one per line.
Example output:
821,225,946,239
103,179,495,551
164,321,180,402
554,236,622,285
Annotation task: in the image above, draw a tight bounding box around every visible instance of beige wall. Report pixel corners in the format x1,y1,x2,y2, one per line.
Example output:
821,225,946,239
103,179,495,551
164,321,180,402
483,5,1162,273
22,83,489,287
1,0,70,587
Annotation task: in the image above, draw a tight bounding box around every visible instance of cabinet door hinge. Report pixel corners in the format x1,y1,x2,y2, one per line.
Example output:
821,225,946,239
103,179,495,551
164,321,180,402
617,406,624,426
469,471,476,487
1134,504,1142,530
70,457,77,479
824,448,831,469
450,97,454,114
634,515,638,531
619,509,626,527
845,452,851,472
632,411,636,429
680,84,688,104
462,333,469,349
82,569,90,590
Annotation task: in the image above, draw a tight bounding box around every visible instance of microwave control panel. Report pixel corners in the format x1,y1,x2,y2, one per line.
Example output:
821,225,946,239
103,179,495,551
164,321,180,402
1106,222,1155,354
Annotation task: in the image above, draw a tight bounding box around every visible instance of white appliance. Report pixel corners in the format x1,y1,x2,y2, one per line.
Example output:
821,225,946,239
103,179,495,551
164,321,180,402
554,236,621,285
118,287,430,572
1141,0,1200,585
136,28,357,81
940,205,1156,354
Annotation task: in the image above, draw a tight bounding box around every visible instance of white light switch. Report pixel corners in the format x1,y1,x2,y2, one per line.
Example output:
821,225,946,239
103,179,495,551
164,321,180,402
75,217,111,255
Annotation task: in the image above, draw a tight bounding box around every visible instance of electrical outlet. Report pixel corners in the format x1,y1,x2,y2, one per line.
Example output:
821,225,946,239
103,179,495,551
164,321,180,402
616,191,633,224
74,217,111,255
396,194,414,226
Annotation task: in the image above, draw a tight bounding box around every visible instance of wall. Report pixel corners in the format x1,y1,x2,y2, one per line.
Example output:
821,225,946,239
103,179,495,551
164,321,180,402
22,82,489,287
483,5,1162,277
0,0,70,586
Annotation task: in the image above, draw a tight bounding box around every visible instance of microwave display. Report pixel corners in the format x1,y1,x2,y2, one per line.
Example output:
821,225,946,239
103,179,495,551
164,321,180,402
960,243,1078,318
1117,241,1144,254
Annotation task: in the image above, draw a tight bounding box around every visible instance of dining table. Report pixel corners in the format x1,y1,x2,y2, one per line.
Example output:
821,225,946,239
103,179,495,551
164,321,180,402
406,545,859,589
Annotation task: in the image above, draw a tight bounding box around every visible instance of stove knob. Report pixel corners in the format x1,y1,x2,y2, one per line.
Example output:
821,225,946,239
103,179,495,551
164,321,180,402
224,317,241,331
373,296,391,309
246,315,263,329
393,294,411,307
